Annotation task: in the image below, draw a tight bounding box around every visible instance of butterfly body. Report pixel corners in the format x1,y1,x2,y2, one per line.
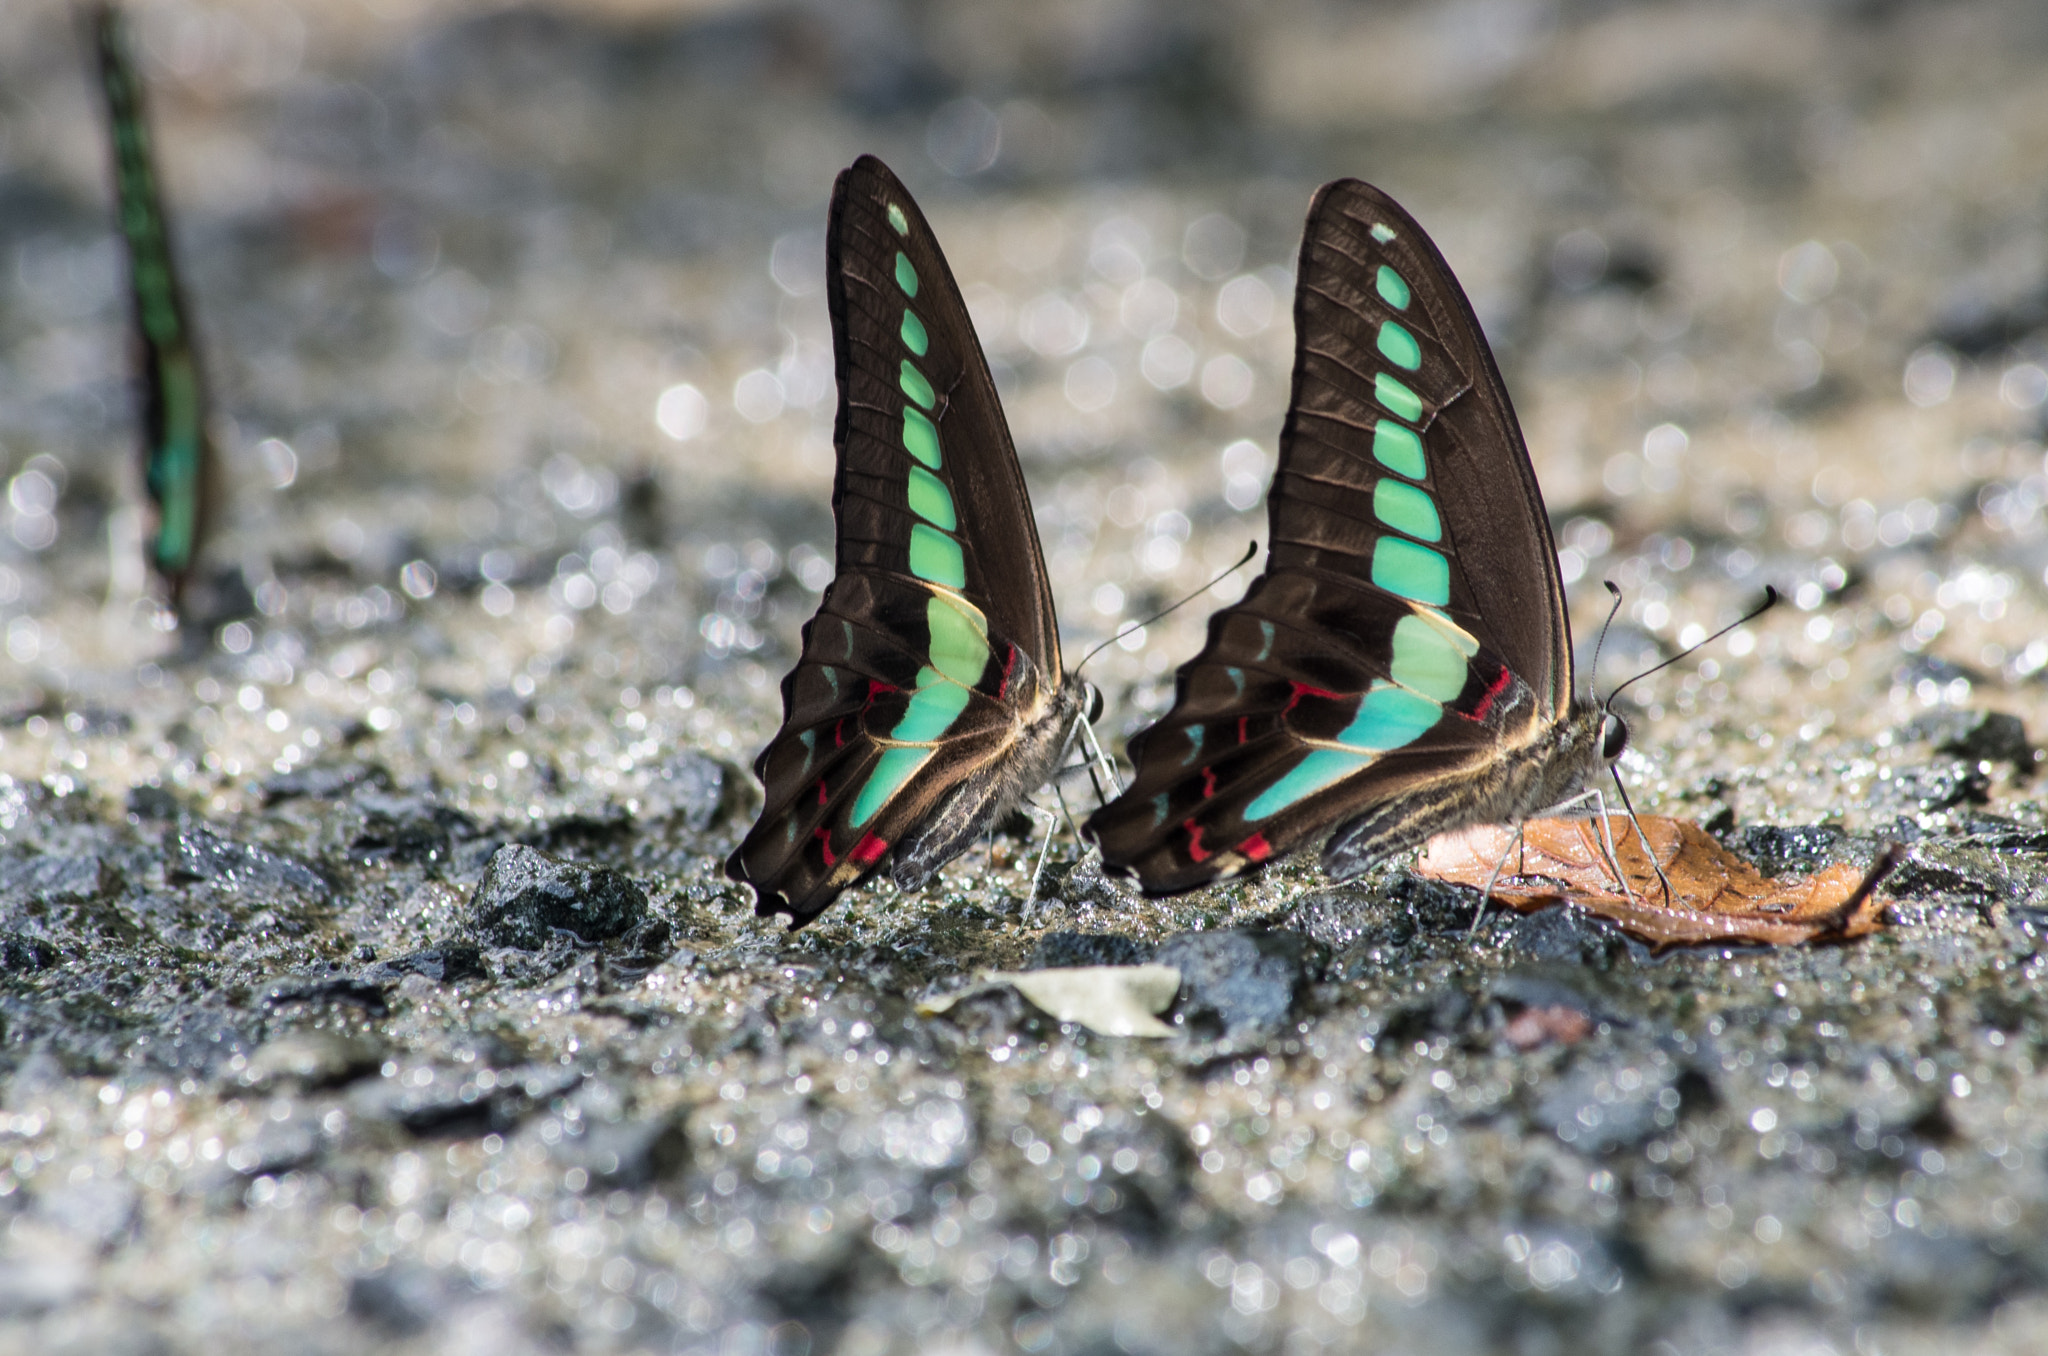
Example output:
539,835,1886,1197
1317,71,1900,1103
728,157,1087,927
1087,179,1624,895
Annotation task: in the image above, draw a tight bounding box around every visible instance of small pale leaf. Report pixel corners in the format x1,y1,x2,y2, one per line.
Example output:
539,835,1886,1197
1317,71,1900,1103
919,965,1182,1037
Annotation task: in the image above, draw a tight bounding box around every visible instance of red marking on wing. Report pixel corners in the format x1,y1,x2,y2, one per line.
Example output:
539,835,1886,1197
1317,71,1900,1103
834,717,850,748
1462,666,1514,723
1183,820,1211,863
1201,766,1218,798
1238,832,1272,863
1283,681,1344,715
815,778,830,806
813,826,837,867
849,832,889,866
1236,716,1250,744
996,644,1019,700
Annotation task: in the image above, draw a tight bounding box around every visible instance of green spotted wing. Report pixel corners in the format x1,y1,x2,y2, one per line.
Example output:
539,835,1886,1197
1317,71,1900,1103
92,3,216,605
1087,179,1590,895
727,156,1085,928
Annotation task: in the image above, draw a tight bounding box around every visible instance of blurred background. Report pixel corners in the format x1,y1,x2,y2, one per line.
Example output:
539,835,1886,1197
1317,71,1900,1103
7,5,2048,1353
3,0,2047,780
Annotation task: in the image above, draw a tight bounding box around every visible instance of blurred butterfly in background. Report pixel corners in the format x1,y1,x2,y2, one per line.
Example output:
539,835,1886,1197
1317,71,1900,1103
90,3,217,611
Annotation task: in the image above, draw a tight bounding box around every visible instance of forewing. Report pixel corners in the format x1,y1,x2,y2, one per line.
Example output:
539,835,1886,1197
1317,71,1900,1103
1274,179,1567,699
828,155,1061,675
1088,180,1567,894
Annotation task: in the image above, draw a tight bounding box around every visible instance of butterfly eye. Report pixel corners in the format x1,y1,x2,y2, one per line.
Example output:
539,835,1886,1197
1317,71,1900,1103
1083,682,1105,725
1600,713,1629,761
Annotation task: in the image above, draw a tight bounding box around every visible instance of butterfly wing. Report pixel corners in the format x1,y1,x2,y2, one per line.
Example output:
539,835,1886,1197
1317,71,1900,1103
1088,179,1571,894
92,4,215,605
728,156,1068,926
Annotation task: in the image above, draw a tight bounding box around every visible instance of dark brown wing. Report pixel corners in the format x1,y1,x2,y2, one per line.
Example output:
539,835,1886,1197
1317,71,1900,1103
1087,179,1570,894
727,157,1065,925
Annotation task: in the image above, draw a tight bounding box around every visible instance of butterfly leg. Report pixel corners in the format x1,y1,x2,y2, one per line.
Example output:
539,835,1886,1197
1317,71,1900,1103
1023,799,1062,906
1583,789,1637,904
1076,713,1123,802
1469,822,1527,935
1607,768,1676,904
1538,785,1640,904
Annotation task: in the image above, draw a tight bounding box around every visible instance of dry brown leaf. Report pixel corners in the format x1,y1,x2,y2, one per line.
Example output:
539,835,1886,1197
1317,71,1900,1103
1415,815,1895,948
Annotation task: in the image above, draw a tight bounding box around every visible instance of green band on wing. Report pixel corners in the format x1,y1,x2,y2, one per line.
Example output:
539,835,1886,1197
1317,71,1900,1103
852,746,931,826
1334,682,1441,751
906,464,957,530
1376,265,1411,310
1370,223,1396,244
895,251,919,298
1373,478,1440,542
1371,536,1450,606
900,309,929,356
909,523,967,587
1377,321,1421,370
1245,747,1373,820
887,203,910,236
902,407,941,468
1375,372,1423,422
1372,420,1426,479
151,358,205,569
925,594,989,685
1389,614,1470,702
900,360,936,409
892,669,974,742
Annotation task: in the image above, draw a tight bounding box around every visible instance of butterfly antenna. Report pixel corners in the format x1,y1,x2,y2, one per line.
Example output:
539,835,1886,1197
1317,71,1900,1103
1605,586,1779,708
1071,540,1259,679
1588,580,1628,691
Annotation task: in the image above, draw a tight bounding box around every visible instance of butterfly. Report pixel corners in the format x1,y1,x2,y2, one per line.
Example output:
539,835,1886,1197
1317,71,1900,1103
727,156,1096,928
91,3,216,608
1085,179,1628,896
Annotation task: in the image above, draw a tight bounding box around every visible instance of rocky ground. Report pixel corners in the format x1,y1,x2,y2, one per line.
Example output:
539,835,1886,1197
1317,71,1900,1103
6,1,2048,1352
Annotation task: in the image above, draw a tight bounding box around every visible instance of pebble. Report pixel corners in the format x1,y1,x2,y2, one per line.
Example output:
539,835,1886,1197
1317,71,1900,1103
1149,927,1317,1042
466,844,648,950
163,826,329,898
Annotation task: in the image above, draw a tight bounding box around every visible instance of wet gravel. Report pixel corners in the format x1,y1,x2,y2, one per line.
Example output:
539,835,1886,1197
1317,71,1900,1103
7,1,2048,1352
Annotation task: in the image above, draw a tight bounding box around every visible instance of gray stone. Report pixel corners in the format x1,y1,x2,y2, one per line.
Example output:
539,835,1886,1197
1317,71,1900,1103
164,826,329,898
1027,930,1149,968
242,1031,385,1089
1898,709,2036,770
0,854,116,906
547,1113,690,1187
350,1060,582,1136
466,844,647,949
638,749,740,833
33,1176,139,1247
1150,928,1317,1042
1536,1047,1685,1152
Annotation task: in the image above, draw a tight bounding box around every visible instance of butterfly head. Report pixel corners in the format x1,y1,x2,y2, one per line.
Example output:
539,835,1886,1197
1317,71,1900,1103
1599,708,1629,764
1082,680,1105,726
